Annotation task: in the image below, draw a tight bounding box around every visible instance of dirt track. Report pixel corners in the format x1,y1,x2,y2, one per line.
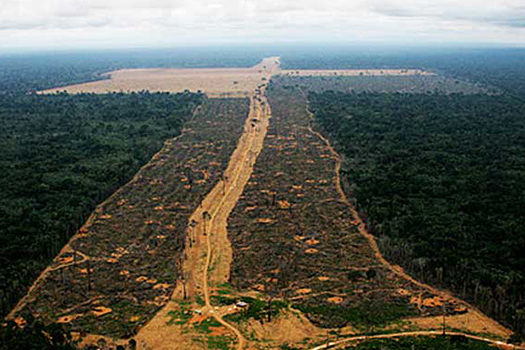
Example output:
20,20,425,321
135,57,279,350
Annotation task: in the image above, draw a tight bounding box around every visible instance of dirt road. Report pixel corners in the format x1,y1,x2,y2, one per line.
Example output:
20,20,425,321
135,57,279,350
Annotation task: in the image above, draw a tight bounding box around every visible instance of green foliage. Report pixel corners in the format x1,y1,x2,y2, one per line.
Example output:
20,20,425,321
275,74,487,95
193,318,222,334
211,295,237,306
0,91,203,319
345,335,495,350
167,308,192,326
310,90,525,336
225,297,288,323
195,294,205,306
207,335,231,350
295,300,414,329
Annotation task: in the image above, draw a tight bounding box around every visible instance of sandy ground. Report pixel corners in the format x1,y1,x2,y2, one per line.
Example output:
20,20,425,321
280,68,435,76
40,57,281,98
246,310,324,346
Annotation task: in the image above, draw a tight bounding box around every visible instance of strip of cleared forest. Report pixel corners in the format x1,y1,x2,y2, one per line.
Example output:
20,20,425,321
226,81,511,347
9,98,249,339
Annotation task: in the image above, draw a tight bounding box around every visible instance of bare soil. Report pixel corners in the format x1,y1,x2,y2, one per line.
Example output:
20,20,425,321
40,57,281,98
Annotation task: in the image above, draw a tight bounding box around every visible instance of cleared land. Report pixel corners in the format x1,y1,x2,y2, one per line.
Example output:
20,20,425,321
274,74,488,94
134,60,278,350
224,81,511,348
39,61,434,98
9,98,249,339
280,69,434,76
40,57,281,98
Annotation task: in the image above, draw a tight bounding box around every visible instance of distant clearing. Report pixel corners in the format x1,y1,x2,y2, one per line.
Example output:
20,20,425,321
280,68,434,76
38,61,434,98
40,57,281,98
274,74,489,94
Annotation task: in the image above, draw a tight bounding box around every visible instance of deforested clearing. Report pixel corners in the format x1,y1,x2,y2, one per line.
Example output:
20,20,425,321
280,68,435,76
40,57,281,98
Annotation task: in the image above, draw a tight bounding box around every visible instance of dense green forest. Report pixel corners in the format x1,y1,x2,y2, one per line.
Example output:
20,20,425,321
0,91,203,321
275,74,490,94
310,90,525,338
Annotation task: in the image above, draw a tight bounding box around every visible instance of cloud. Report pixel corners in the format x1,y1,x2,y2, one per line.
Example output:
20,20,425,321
0,0,523,50
369,0,525,27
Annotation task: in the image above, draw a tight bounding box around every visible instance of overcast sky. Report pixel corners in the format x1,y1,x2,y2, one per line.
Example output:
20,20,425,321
1,0,524,51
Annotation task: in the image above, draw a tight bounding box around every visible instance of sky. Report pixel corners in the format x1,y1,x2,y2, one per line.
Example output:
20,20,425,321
1,0,524,51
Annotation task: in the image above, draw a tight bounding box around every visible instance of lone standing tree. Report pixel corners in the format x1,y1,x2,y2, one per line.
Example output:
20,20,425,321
202,211,211,236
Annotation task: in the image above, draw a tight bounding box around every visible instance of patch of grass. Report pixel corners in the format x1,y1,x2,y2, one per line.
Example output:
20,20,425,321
211,295,236,306
167,304,192,326
207,335,232,350
194,318,222,334
225,297,288,323
294,300,415,329
195,294,205,306
217,282,233,289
